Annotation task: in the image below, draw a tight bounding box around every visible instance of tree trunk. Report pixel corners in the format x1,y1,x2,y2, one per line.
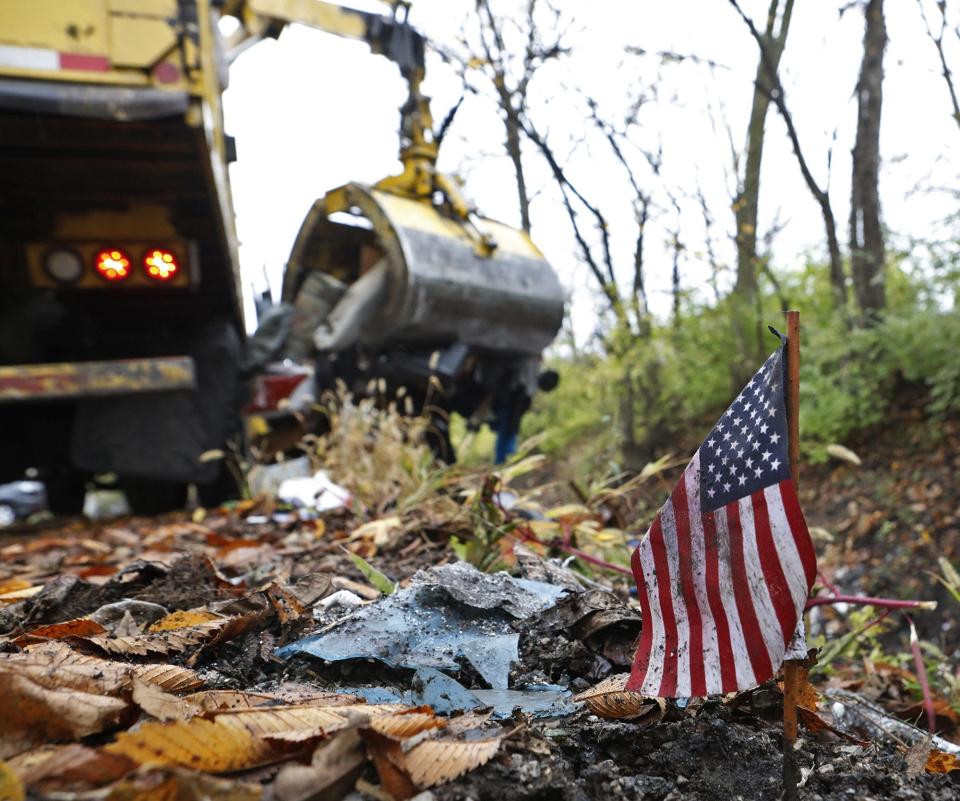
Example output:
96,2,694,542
849,0,887,322
504,108,532,233
734,0,794,297
731,0,794,380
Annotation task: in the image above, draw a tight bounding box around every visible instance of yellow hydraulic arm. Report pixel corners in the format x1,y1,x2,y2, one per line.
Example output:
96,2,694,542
223,0,495,253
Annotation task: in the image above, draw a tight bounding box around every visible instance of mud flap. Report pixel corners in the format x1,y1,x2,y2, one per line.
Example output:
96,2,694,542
69,320,242,483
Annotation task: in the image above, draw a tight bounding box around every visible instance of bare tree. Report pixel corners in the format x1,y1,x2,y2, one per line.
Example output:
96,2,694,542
461,0,568,232
729,0,849,312
733,0,794,301
917,0,960,134
850,0,887,321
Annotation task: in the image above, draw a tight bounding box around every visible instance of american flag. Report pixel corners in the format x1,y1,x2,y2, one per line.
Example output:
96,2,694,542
627,337,816,698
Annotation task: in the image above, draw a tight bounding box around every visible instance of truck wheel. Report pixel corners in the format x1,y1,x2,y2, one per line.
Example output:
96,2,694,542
46,475,88,516
122,479,188,516
196,462,240,509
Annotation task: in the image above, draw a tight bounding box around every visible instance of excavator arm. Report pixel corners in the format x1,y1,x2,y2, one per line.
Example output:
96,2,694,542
222,0,494,253
223,0,424,78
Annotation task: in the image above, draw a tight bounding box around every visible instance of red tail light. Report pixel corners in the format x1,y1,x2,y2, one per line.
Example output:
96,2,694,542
143,248,179,281
94,249,131,281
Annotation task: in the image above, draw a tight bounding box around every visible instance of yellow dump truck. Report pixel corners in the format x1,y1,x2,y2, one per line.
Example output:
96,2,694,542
0,1,243,512
0,0,565,510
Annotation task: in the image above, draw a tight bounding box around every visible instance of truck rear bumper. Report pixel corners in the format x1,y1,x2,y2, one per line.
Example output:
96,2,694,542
0,356,195,402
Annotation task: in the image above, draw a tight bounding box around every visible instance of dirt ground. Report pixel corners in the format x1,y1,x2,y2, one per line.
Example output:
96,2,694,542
0,407,958,799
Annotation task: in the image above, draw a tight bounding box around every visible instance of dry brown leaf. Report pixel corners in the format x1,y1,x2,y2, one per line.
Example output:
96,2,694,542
148,609,223,632
187,688,357,713
904,737,933,778
132,678,202,722
0,760,24,801
80,619,232,657
265,584,306,624
12,744,136,791
0,671,129,758
187,690,283,712
100,768,262,801
132,663,204,693
403,736,502,790
573,674,667,724
926,749,960,773
271,730,366,801
215,703,401,743
796,707,869,745
366,709,446,741
0,642,202,696
12,618,107,647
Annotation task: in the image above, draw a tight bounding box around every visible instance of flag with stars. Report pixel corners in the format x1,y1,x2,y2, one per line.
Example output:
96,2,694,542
627,333,816,698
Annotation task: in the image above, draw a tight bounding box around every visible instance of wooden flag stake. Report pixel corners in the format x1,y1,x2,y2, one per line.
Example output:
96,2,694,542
783,309,801,801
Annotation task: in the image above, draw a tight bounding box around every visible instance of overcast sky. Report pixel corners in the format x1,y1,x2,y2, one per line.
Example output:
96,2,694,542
223,0,960,341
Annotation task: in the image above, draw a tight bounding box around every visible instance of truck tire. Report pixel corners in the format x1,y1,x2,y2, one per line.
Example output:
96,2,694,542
45,474,87,516
121,478,188,516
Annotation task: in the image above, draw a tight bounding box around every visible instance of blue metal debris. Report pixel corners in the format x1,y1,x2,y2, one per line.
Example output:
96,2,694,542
275,561,568,689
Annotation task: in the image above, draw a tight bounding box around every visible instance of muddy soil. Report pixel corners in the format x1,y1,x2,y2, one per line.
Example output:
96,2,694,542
434,706,957,801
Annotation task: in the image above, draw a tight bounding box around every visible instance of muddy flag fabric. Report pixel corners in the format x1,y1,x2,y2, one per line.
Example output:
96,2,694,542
627,336,816,698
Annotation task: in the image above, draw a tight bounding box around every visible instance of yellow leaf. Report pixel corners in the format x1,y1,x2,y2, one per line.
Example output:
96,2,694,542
926,749,960,773
148,610,223,632
0,760,24,801
105,717,284,773
545,503,592,522
574,674,667,724
0,579,32,596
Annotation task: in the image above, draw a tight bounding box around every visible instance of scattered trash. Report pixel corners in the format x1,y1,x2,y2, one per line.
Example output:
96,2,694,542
247,457,351,512
277,561,569,688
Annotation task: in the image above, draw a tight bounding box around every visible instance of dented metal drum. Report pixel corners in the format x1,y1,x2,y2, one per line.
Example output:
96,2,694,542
283,183,565,356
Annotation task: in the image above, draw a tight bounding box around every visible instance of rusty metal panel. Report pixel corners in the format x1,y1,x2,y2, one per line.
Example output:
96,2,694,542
0,356,195,402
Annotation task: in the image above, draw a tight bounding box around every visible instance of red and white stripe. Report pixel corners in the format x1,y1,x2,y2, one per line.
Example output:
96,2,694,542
0,44,109,73
627,451,816,697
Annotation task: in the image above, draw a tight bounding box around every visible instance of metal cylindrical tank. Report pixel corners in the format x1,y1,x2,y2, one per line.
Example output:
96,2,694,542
284,183,565,356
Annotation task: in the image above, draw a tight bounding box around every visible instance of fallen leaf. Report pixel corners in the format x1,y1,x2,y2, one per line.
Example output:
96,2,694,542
216,703,400,743
0,760,24,801
573,674,667,724
366,709,446,740
148,609,223,632
132,678,202,722
0,671,129,758
0,586,42,605
12,744,136,791
101,768,262,801
403,736,502,791
271,730,365,801
904,736,933,778
12,618,107,647
797,707,868,745
826,444,862,466
349,516,404,547
133,663,204,693
0,579,33,596
105,704,400,771
265,583,306,624
926,749,960,773
104,717,287,772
